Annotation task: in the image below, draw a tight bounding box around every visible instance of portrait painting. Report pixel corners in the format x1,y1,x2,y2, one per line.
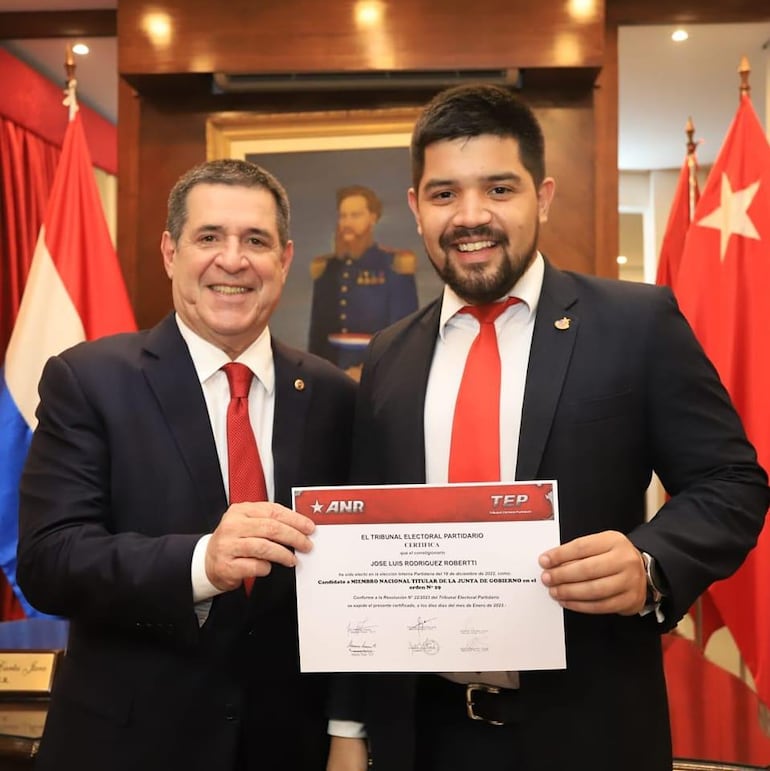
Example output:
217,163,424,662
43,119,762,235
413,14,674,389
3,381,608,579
207,108,442,374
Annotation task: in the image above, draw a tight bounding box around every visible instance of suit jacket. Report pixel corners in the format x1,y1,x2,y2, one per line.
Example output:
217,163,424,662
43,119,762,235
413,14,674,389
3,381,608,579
330,260,769,771
17,313,357,771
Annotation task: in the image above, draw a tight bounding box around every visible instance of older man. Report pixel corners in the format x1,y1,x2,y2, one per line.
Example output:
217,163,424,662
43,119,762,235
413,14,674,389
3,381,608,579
18,159,356,771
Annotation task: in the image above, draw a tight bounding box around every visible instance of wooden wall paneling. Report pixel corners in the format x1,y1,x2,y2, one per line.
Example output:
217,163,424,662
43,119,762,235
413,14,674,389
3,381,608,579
535,100,598,276
117,77,140,309
593,21,619,278
118,0,604,75
0,10,115,38
607,0,770,25
132,102,209,328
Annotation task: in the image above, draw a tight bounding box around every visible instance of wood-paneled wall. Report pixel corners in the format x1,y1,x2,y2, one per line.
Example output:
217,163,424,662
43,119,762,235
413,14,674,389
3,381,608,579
118,0,609,328
115,0,769,329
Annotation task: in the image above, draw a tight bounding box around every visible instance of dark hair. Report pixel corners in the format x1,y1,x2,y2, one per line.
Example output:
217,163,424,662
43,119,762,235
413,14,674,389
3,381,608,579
410,84,546,191
165,159,290,246
336,184,383,220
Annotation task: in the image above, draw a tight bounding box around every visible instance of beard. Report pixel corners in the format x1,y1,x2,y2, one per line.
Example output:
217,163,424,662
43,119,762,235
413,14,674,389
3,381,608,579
335,228,374,259
429,224,539,305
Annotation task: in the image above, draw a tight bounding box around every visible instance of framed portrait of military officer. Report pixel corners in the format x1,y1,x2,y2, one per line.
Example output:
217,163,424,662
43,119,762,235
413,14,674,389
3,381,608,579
207,108,442,379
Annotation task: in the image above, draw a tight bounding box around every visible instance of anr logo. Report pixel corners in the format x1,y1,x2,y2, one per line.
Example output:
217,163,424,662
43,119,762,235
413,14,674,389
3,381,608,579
312,499,365,514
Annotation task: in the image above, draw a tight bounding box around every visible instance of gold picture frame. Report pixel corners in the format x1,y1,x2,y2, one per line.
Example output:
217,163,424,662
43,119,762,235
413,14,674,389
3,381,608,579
206,107,420,162
204,107,439,359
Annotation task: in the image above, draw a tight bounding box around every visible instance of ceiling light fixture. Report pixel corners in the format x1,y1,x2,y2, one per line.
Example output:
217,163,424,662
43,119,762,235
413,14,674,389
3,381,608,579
72,43,89,56
671,29,689,43
616,255,628,265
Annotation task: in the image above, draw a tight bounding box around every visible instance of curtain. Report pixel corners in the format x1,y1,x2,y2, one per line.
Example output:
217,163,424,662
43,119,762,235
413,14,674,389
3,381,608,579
0,117,60,619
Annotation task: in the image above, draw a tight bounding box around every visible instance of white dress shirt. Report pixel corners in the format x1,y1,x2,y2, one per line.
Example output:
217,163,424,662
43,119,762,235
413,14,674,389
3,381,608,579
174,315,276,616
329,256,543,738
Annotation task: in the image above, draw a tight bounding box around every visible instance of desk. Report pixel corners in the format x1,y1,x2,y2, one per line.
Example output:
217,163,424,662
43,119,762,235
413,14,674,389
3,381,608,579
0,619,68,770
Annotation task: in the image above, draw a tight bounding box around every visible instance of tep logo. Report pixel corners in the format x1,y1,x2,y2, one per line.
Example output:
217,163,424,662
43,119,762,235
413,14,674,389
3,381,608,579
311,499,365,514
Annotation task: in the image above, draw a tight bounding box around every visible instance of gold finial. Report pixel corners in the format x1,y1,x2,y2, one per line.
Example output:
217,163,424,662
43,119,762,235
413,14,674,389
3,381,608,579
739,55,750,99
685,117,696,157
64,44,76,86
62,44,79,121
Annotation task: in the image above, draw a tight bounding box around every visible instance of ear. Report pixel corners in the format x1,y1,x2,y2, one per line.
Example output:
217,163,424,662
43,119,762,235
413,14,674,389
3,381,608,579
407,188,423,235
537,178,556,224
160,231,176,279
280,240,294,281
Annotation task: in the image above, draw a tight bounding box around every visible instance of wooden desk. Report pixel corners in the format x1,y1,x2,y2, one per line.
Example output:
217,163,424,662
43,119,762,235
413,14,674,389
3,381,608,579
0,700,45,769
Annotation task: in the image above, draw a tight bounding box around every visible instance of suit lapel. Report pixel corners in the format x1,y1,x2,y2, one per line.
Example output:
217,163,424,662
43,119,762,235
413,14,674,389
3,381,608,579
516,262,579,480
271,340,307,507
142,315,227,530
391,302,441,483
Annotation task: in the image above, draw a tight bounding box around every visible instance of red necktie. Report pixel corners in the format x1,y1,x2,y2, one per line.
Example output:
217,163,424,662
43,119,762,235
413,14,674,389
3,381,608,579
448,298,519,483
223,362,268,595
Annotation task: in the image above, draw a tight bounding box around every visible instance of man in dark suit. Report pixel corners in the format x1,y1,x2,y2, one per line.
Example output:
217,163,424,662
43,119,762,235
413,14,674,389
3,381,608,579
326,86,769,771
308,185,418,380
17,159,356,771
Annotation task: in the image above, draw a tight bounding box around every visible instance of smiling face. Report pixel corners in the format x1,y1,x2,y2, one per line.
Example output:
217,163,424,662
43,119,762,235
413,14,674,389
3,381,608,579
408,134,554,305
161,182,293,358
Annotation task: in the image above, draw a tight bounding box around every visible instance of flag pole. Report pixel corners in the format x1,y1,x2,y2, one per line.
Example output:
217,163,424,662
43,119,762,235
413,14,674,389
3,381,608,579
739,55,750,100
736,54,752,688
685,117,698,223
63,44,78,122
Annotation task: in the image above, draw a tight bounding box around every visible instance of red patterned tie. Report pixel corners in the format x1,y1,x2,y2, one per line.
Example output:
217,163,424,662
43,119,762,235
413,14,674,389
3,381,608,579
223,362,268,596
448,298,520,483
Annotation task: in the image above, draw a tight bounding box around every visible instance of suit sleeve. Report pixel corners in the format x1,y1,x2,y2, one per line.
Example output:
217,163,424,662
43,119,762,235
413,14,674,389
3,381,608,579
629,288,769,628
17,354,201,644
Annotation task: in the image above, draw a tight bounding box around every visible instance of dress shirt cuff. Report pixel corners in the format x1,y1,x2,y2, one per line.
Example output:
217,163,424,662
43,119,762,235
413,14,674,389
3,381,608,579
191,534,222,602
328,720,368,739
640,603,665,623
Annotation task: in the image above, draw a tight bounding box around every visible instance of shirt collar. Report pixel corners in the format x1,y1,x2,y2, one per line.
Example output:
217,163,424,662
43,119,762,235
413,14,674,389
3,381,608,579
174,314,275,394
438,252,545,339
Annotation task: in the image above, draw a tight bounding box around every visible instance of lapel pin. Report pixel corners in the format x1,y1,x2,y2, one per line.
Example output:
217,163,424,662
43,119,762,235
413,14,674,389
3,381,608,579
294,378,305,391
554,317,571,331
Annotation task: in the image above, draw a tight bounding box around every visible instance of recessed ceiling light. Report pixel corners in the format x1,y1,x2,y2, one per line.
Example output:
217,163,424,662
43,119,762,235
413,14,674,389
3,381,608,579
617,255,628,265
72,43,90,56
671,29,689,43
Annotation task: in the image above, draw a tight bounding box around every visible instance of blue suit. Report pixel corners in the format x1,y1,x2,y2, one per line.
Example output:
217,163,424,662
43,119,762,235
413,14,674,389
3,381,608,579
308,243,418,370
329,259,769,771
18,314,356,771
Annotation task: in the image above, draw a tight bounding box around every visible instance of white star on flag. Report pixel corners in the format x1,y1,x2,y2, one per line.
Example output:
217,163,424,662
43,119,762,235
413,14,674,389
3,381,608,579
695,172,760,260
311,499,324,514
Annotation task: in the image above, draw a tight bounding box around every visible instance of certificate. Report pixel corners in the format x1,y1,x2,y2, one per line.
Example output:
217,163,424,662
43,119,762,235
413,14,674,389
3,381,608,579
293,481,565,673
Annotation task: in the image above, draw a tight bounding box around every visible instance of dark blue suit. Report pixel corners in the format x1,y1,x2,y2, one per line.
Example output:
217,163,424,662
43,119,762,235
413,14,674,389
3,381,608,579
308,243,418,370
330,259,768,771
18,313,356,771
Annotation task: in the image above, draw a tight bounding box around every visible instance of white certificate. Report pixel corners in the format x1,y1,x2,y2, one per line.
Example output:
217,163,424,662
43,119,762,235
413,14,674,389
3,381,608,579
293,481,566,673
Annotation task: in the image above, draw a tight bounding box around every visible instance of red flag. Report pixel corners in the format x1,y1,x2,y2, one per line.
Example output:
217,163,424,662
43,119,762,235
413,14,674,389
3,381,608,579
675,93,770,705
664,635,770,763
1,108,135,616
656,155,699,290
655,150,724,649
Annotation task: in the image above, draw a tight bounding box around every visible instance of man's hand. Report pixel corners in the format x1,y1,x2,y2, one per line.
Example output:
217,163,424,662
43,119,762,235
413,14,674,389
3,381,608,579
327,736,368,771
539,530,647,615
205,502,315,591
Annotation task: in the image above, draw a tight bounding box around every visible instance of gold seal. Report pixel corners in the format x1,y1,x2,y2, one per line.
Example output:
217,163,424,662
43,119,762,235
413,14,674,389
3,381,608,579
294,378,305,391
554,317,571,331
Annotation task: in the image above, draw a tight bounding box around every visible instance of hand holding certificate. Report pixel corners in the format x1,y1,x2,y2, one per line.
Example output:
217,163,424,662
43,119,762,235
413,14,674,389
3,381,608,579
293,481,566,673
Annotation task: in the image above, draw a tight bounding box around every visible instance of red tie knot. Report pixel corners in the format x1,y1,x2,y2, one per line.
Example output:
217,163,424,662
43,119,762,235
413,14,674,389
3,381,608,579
461,296,520,325
223,362,254,399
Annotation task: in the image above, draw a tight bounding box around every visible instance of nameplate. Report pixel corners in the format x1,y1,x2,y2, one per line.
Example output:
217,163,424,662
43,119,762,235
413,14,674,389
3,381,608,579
0,651,60,695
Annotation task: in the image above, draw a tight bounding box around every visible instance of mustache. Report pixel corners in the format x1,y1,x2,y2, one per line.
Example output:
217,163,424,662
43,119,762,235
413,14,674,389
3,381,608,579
439,226,508,251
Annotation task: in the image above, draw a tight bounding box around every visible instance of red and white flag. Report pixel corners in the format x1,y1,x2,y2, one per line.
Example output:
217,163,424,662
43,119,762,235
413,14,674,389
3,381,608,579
1,109,135,615
656,153,699,291
675,93,770,705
